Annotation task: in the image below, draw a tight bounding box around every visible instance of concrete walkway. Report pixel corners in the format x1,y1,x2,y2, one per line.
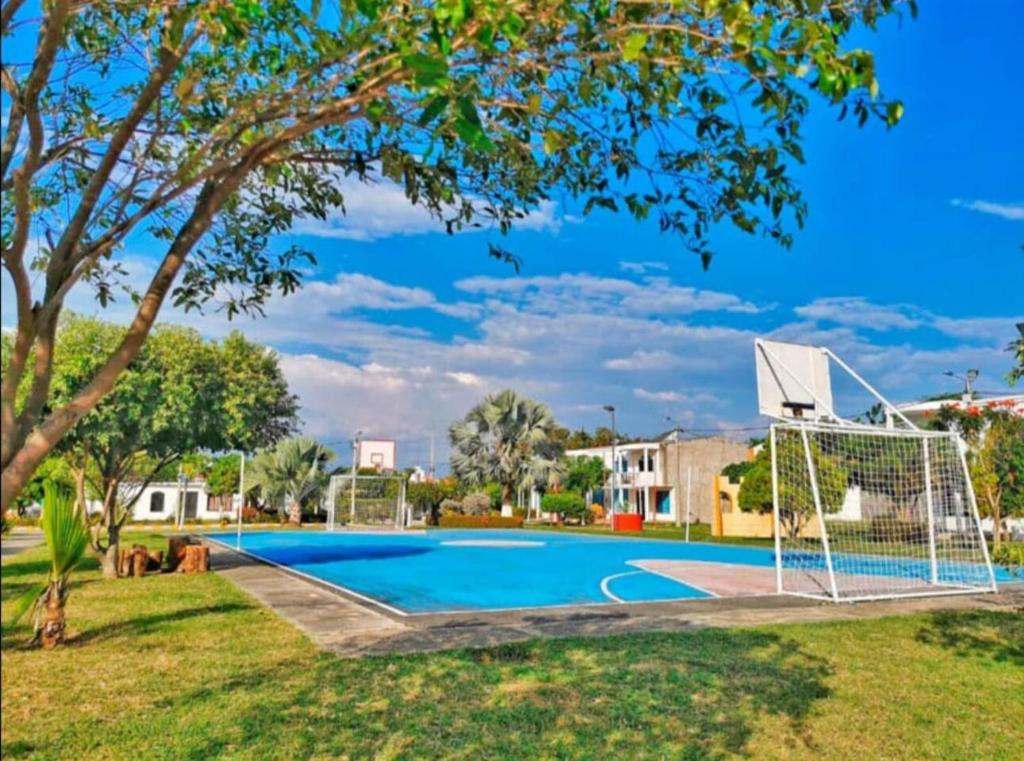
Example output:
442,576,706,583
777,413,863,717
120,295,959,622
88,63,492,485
207,541,1024,658
1,531,43,558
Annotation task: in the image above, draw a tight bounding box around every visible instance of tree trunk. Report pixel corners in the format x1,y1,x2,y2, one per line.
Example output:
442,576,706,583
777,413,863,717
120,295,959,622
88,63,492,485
992,497,1002,552
288,499,301,526
38,585,66,649
101,523,120,580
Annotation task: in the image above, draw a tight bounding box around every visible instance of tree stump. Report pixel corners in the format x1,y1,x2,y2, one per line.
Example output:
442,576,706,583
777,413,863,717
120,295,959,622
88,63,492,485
131,547,148,578
167,536,195,572
147,550,164,572
118,549,133,577
177,544,210,574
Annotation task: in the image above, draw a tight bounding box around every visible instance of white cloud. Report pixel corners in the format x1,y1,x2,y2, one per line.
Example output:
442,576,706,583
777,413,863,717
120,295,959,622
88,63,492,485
605,350,683,371
794,297,921,331
633,388,684,403
619,260,669,274
292,173,567,240
456,272,763,316
950,198,1024,222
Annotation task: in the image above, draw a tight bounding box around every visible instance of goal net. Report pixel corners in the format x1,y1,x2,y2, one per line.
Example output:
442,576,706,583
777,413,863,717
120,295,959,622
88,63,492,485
325,474,408,529
772,422,996,602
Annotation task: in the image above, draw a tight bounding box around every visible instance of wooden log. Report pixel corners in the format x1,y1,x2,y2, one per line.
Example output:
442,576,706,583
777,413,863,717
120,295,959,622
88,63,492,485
178,544,210,574
131,548,147,578
118,548,133,577
167,537,192,572
147,550,164,572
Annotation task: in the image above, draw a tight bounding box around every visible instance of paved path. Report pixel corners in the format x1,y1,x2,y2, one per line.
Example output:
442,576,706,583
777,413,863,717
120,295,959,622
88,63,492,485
1,532,43,558
206,540,1024,658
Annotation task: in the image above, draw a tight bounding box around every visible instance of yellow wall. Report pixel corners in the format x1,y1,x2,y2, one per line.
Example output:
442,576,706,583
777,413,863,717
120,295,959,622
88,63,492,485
712,474,821,538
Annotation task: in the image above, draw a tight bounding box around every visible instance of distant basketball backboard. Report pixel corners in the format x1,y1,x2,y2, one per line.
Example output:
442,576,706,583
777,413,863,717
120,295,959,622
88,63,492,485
755,339,835,421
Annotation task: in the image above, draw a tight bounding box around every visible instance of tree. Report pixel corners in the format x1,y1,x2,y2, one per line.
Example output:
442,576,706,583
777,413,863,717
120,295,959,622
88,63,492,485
2,0,911,509
931,402,1024,550
12,482,89,649
563,455,609,498
407,477,461,525
1007,332,1024,386
449,389,564,509
542,491,587,523
738,436,847,537
248,437,335,525
46,314,296,577
206,454,242,499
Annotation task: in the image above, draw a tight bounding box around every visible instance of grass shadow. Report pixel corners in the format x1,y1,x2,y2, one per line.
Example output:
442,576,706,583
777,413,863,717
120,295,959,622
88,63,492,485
153,626,834,759
915,610,1024,665
68,602,253,646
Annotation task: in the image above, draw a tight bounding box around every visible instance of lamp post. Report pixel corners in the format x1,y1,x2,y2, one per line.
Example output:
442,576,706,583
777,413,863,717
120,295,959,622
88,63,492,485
349,431,362,523
603,405,617,521
943,369,979,404
234,451,246,550
176,469,187,529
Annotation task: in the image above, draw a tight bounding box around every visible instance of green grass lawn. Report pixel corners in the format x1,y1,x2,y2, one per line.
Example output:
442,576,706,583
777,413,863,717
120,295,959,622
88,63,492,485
2,532,1022,761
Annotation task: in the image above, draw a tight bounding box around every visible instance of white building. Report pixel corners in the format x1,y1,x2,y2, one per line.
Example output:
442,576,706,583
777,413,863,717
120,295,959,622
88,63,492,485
86,479,234,522
564,435,749,523
357,438,397,472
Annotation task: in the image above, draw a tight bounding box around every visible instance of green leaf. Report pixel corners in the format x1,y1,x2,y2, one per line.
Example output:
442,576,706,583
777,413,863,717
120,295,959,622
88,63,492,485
402,53,449,87
417,96,449,128
623,33,647,62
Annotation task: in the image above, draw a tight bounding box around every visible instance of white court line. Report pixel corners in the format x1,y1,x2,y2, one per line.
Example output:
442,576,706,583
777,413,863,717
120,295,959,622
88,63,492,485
599,570,644,603
626,560,720,598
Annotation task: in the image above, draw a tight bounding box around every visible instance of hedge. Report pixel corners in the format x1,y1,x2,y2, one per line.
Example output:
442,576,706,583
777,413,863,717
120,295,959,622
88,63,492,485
438,515,524,529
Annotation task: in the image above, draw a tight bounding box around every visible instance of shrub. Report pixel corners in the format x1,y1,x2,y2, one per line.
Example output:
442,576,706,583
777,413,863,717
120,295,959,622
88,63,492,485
589,503,605,522
439,498,463,516
992,542,1024,577
868,516,926,544
438,515,524,529
721,461,753,484
542,491,586,521
461,492,492,516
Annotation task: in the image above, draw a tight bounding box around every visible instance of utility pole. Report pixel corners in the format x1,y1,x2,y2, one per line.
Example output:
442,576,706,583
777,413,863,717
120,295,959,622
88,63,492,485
350,431,361,522
943,369,980,404
428,430,435,479
603,405,617,520
666,416,685,528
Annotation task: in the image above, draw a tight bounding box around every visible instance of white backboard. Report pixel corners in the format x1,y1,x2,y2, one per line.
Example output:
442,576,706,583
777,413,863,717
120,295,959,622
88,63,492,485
755,339,834,420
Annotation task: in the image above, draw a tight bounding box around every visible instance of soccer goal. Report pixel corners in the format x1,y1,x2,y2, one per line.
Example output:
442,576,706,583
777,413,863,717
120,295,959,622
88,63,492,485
756,339,997,602
325,474,408,530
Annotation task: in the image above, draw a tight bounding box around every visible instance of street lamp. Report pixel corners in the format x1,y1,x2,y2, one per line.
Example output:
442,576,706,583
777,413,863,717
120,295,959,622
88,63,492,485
603,405,616,520
234,451,246,550
943,369,980,403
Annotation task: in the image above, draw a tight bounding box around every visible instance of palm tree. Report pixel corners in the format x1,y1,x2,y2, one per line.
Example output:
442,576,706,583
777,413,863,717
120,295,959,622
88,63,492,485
13,482,90,648
449,390,565,512
248,437,335,525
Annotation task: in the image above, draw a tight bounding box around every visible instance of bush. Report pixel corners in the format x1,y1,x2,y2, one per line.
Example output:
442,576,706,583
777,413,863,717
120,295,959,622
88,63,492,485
868,516,927,544
541,491,586,522
461,492,492,516
438,515,524,529
589,503,605,522
439,498,463,516
992,542,1024,577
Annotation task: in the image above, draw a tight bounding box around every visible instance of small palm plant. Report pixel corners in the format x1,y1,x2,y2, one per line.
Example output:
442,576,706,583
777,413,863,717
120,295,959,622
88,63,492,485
249,437,335,525
12,481,90,648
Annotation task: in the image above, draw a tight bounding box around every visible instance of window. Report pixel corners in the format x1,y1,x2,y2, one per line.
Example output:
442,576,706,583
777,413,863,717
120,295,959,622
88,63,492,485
149,491,165,513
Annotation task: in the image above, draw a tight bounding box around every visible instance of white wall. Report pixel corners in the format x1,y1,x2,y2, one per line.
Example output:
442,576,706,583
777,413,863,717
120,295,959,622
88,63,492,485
86,480,234,522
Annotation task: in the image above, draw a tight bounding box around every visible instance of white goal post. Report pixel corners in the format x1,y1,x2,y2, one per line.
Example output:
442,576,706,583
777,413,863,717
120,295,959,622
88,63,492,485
325,473,409,530
756,338,997,602
771,422,997,602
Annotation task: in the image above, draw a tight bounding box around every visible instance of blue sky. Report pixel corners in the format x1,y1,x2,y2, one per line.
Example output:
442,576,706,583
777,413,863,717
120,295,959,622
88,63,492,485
3,3,1022,467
